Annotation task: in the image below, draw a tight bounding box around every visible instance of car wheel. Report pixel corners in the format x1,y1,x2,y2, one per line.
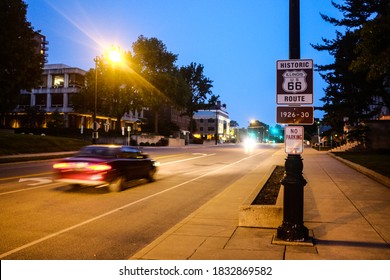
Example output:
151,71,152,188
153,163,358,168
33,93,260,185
108,176,125,192
70,184,82,190
146,168,156,182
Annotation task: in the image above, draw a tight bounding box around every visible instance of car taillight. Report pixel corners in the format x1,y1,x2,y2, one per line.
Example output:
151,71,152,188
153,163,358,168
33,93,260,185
53,162,111,171
53,162,72,169
86,164,112,171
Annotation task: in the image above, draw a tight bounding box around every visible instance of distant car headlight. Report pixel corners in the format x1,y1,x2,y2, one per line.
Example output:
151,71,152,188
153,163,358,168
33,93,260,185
243,138,256,148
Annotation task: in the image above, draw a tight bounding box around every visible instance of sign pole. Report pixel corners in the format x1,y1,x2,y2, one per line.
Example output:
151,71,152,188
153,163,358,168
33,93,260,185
276,0,309,242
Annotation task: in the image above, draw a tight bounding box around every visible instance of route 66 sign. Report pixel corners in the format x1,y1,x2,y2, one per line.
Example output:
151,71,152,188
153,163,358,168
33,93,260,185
282,70,307,93
276,59,313,105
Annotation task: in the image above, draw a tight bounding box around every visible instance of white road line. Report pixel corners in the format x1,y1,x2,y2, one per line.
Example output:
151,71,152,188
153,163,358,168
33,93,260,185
0,183,61,196
0,151,262,259
159,153,215,165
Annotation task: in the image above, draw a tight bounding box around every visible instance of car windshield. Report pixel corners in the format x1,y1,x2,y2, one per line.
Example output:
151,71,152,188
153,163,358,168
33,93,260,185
75,146,119,158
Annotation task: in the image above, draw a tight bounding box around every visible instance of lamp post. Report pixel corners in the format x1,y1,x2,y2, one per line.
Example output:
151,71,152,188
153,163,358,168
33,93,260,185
215,106,218,145
91,47,123,144
317,120,321,151
92,56,99,144
214,101,222,145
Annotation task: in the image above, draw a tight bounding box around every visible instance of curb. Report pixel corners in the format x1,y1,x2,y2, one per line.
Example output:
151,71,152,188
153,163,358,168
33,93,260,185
328,152,390,188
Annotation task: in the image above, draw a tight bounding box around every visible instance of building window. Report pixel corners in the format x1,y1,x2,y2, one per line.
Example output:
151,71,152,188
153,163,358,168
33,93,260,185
69,73,84,88
208,126,215,131
51,93,64,106
35,94,47,106
208,118,215,123
19,94,30,107
68,93,75,106
40,75,47,88
52,75,64,88
200,127,204,131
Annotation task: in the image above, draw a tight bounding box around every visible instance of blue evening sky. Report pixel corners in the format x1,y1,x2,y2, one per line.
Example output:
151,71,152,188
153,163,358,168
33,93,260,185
25,0,343,128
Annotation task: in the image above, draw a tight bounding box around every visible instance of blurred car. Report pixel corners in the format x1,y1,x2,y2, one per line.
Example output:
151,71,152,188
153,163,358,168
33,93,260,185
53,145,158,192
243,138,256,154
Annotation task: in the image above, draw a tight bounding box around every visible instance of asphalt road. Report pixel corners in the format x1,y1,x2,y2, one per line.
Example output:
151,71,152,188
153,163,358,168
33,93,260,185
0,143,282,260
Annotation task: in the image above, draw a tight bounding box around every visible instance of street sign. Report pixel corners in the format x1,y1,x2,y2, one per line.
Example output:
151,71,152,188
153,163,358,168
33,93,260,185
276,59,313,105
277,106,314,124
92,121,100,131
284,126,304,154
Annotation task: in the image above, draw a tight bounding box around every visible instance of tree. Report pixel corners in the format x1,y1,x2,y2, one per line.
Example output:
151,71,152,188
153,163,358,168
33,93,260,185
350,0,390,107
97,51,142,130
312,0,390,134
0,0,45,114
73,37,192,135
72,50,143,132
132,35,182,134
313,30,376,131
179,62,213,132
230,120,239,128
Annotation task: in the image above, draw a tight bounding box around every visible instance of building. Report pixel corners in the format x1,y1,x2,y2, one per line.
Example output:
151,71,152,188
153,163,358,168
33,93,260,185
11,63,187,138
192,101,231,142
33,32,48,64
12,64,87,129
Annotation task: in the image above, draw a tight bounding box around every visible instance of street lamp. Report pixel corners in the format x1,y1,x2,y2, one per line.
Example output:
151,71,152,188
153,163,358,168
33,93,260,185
92,56,99,144
215,102,221,145
317,120,321,151
92,47,123,144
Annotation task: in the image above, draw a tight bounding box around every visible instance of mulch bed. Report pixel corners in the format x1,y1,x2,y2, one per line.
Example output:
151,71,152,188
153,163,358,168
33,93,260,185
252,165,285,205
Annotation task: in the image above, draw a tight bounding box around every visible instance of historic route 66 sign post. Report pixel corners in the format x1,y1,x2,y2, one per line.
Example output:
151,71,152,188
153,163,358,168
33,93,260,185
273,0,312,244
276,59,314,125
274,60,311,243
276,59,313,105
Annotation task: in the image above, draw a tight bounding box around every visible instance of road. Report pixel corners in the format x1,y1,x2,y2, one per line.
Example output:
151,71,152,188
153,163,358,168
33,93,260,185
0,143,283,259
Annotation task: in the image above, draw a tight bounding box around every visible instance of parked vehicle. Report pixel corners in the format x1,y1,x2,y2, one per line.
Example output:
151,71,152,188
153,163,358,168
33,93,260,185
53,145,158,192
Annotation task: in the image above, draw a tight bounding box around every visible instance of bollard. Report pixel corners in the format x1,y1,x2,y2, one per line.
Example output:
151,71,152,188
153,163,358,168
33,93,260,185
276,154,308,241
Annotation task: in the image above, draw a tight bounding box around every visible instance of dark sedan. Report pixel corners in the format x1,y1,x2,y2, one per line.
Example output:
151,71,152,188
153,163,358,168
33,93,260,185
53,145,158,192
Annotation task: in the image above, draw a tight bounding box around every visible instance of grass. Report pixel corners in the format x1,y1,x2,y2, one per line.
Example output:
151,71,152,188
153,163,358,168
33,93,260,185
332,151,390,178
0,131,89,156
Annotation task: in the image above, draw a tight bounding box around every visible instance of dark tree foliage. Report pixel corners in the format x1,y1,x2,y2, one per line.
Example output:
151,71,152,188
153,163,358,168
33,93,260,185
132,35,186,133
180,62,214,132
0,0,45,113
74,36,196,135
72,50,145,132
312,0,390,133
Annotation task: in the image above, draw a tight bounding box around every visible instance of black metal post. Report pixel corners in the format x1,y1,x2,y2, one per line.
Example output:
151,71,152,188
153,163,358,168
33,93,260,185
92,57,98,144
289,0,300,60
215,103,219,145
276,154,308,241
276,0,309,242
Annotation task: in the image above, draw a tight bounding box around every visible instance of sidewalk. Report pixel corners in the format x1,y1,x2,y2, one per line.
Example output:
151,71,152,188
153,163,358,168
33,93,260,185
130,148,390,260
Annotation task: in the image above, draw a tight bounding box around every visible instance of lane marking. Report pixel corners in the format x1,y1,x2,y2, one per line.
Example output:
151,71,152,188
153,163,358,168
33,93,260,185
0,172,53,182
18,177,53,186
0,151,262,258
0,183,62,196
159,153,215,166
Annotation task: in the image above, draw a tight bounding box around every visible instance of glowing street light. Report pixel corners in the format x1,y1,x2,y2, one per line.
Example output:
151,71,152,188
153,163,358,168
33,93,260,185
107,47,122,63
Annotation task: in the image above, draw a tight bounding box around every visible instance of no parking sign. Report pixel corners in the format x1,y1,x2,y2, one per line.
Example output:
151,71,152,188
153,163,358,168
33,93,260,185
284,126,304,154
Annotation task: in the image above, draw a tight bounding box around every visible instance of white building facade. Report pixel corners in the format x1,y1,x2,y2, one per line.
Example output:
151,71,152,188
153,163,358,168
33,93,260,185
192,102,231,142
18,64,86,113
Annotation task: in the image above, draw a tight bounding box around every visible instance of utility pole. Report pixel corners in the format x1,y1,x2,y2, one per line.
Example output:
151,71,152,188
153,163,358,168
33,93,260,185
276,0,309,242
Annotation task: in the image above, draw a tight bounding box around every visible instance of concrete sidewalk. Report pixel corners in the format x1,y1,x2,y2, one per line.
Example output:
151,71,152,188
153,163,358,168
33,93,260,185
130,148,390,260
